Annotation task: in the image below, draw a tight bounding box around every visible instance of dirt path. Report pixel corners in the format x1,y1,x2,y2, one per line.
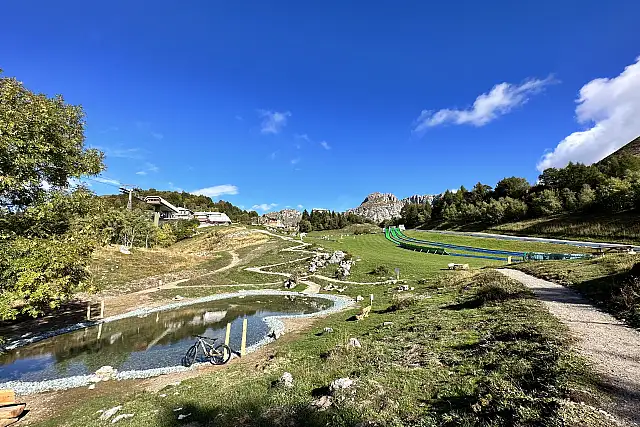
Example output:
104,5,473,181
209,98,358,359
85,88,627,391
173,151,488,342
498,268,640,425
133,251,241,295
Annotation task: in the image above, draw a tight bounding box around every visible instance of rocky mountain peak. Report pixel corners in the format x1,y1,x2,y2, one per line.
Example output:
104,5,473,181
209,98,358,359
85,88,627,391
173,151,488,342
362,192,399,205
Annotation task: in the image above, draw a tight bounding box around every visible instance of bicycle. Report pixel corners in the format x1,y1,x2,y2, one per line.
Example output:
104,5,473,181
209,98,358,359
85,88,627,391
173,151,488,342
183,335,232,367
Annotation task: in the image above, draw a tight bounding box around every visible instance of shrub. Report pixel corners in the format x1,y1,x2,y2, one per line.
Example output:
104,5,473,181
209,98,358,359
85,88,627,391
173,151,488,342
387,293,420,311
370,265,391,276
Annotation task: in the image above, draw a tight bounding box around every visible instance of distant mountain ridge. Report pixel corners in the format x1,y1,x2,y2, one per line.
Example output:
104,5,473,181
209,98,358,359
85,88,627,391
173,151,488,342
347,192,435,223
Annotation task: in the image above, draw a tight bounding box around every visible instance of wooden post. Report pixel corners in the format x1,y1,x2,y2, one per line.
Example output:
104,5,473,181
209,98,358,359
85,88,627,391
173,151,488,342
507,256,512,265
369,294,374,307
86,302,91,321
225,322,231,346
100,300,105,318
240,318,248,356
153,212,160,227
97,323,103,340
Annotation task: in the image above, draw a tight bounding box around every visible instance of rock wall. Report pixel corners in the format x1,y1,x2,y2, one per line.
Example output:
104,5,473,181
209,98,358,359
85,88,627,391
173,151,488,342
347,192,435,223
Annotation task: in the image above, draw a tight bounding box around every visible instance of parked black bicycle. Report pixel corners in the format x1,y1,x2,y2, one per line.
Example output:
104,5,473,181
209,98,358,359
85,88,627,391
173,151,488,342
183,335,232,367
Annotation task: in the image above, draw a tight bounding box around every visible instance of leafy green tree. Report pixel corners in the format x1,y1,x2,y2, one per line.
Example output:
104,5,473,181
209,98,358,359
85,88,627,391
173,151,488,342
298,219,312,233
530,189,563,217
0,71,105,320
0,72,103,208
577,184,596,210
484,199,506,224
494,177,530,200
559,188,578,212
502,197,528,221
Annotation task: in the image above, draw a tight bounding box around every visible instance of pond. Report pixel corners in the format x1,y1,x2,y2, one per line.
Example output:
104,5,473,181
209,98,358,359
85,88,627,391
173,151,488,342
0,294,332,383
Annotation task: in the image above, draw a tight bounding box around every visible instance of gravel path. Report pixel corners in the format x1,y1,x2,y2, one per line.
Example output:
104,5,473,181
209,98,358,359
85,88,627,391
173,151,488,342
498,269,640,425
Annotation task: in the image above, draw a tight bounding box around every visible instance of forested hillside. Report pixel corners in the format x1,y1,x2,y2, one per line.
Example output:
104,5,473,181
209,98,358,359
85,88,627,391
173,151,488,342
392,137,640,234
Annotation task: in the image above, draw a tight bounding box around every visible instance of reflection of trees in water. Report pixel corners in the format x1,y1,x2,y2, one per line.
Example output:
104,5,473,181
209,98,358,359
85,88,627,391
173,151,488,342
0,296,330,374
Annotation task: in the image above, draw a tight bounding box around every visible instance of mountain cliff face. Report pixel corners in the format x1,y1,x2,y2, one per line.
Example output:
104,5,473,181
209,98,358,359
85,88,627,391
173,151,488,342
258,209,302,227
601,135,640,161
347,192,435,223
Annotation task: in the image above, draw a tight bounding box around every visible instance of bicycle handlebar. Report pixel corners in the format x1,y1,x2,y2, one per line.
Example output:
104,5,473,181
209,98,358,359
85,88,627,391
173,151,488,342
196,335,217,341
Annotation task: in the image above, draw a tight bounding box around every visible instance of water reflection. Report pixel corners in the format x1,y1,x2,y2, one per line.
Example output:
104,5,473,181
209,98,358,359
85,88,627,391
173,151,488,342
0,295,330,382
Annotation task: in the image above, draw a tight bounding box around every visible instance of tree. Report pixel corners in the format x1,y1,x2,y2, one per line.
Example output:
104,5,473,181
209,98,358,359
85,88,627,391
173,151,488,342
0,71,105,320
298,219,312,233
530,189,563,217
494,177,530,200
577,184,596,210
559,188,578,212
468,183,493,204
502,197,528,222
0,72,104,208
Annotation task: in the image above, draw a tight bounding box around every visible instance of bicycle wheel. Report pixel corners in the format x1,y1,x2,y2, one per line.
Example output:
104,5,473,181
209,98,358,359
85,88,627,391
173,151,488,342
183,344,197,367
210,344,232,365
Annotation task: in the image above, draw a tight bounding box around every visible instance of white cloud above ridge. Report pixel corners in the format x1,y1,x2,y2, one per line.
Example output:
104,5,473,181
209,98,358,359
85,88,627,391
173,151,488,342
537,57,640,171
414,76,555,132
252,203,278,211
191,184,239,198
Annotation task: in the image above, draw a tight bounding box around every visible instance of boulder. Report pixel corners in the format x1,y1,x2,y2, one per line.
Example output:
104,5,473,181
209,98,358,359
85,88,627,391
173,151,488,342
311,395,333,411
356,295,364,302
280,372,294,388
348,338,361,348
323,327,334,334
328,251,346,264
94,366,118,381
330,377,354,392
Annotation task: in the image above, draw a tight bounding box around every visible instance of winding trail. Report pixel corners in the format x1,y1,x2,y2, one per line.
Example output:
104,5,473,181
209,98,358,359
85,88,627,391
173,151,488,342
498,268,640,425
134,228,397,297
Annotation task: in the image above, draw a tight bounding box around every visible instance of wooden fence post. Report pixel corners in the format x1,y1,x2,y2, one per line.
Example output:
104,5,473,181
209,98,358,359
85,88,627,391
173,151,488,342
240,319,248,356
100,300,105,318
225,322,231,346
86,302,91,321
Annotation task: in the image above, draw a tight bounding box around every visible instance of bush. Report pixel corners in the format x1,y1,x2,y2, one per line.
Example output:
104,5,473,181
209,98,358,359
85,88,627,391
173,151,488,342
387,293,420,311
370,265,391,276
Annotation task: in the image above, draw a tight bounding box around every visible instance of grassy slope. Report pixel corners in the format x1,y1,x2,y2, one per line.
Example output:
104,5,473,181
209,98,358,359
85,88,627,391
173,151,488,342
34,270,615,427
513,254,640,328
486,211,640,244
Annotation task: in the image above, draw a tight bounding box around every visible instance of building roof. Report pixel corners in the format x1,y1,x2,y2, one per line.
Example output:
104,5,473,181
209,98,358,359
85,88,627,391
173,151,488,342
193,212,231,222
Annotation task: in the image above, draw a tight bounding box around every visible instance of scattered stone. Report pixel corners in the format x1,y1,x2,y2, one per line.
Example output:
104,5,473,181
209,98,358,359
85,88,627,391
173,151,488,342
397,285,409,291
382,322,393,327
280,372,294,388
159,394,167,398
330,377,353,392
356,295,364,302
410,287,415,291
173,295,184,301
99,406,122,421
323,327,334,334
328,251,346,264
88,384,95,390
311,395,333,411
177,413,192,420
95,366,118,381
283,277,297,289
348,338,361,348
119,245,131,255
111,414,134,424
173,407,183,412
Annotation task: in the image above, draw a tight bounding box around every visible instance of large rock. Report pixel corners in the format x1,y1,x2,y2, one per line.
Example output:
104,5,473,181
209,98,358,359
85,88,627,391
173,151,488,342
258,209,302,228
347,192,435,224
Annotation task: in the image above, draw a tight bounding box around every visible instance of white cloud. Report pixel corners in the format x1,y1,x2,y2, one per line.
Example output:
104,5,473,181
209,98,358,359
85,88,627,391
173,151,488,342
94,146,143,160
191,184,239,198
235,115,243,121
414,76,555,132
252,203,278,212
537,57,640,171
135,162,159,176
294,133,311,142
259,110,291,134
290,158,300,165
297,204,304,209
269,151,278,160
320,141,331,150
151,132,164,140
93,177,121,186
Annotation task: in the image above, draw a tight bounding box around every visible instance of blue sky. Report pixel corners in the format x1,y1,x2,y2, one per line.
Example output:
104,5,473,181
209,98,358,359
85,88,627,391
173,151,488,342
2,0,640,212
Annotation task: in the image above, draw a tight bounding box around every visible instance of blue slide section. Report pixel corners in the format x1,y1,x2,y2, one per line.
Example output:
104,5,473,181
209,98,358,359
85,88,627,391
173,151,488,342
394,228,526,257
